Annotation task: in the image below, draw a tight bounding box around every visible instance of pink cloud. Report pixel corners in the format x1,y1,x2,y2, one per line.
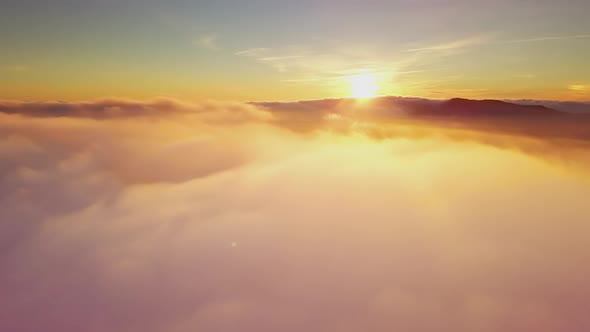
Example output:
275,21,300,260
1,98,589,332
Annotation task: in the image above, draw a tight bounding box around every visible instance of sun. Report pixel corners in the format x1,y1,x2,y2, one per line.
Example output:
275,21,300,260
349,74,379,98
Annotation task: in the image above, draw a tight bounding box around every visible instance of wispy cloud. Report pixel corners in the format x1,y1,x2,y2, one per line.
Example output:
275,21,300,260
407,34,590,53
407,33,590,53
236,46,314,73
569,84,588,91
499,34,590,44
2,65,30,72
195,34,220,50
235,48,268,57
236,32,590,97
235,45,404,87
235,42,474,96
406,35,492,52
513,73,536,79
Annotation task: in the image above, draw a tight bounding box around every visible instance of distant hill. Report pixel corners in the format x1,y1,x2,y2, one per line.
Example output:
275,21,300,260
252,96,590,141
254,96,568,118
409,98,562,117
510,99,590,114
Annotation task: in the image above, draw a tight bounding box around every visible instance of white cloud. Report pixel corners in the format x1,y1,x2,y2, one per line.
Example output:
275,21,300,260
1,99,590,332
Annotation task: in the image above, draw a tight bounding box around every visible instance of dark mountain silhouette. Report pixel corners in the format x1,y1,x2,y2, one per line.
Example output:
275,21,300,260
411,98,561,117
253,97,570,117
254,96,567,118
253,97,590,140
511,99,590,114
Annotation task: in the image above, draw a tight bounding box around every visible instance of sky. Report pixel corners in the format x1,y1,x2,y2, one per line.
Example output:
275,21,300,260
1,0,590,101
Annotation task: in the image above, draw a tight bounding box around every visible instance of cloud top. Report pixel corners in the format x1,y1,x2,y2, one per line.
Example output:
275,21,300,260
1,98,590,332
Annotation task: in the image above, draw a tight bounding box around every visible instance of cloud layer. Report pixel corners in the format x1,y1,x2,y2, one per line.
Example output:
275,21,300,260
1,98,590,332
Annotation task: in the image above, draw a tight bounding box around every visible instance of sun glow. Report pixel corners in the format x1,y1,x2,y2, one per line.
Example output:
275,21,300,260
349,74,379,98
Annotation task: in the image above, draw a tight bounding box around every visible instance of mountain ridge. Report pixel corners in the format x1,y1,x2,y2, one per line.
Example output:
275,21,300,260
254,96,577,117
